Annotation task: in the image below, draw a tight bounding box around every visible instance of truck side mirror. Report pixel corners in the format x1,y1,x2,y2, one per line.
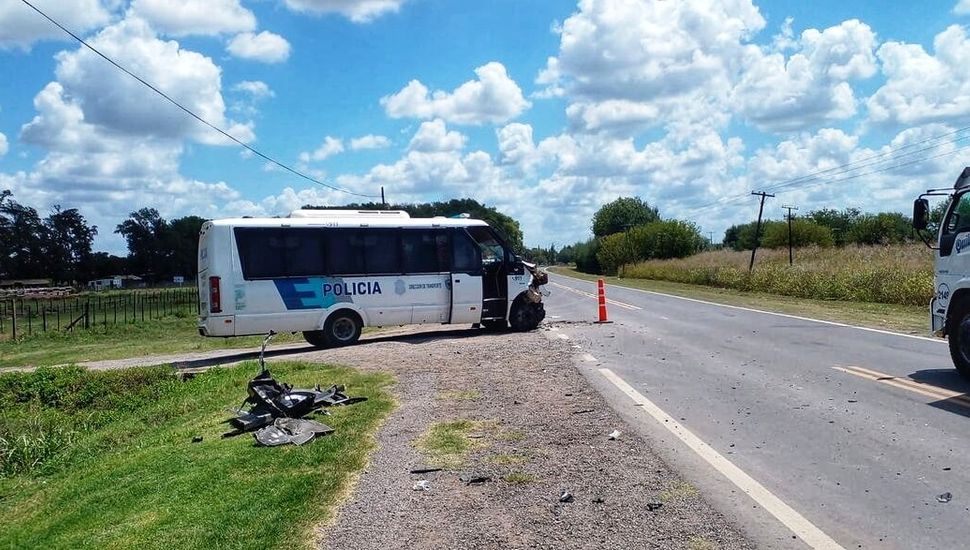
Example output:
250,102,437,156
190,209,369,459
913,198,929,231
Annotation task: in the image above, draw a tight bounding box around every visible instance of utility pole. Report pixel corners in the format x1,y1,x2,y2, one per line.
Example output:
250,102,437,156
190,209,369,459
748,191,775,272
782,205,798,266
381,186,387,208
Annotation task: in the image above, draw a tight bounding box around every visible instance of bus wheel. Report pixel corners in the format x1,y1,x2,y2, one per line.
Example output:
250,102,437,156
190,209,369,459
949,308,970,379
509,300,540,332
303,330,329,348
325,310,363,347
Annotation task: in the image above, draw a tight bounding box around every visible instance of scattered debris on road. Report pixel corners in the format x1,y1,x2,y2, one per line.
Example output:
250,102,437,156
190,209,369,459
410,467,443,475
608,429,622,440
937,492,953,503
459,474,492,485
413,480,432,491
559,491,574,503
647,502,664,511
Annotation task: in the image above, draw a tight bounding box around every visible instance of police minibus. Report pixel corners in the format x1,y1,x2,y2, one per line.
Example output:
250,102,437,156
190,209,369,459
197,209,548,347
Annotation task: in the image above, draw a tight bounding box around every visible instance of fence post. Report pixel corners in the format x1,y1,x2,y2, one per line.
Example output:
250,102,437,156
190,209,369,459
84,301,90,330
11,299,17,340
27,301,32,336
113,298,117,324
42,305,47,332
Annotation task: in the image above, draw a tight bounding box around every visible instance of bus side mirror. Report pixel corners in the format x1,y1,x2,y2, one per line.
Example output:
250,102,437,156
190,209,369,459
913,198,929,231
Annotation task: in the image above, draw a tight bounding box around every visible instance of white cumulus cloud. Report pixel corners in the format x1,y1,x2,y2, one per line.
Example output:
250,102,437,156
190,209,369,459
733,19,878,132
299,136,345,162
382,62,531,125
0,131,7,156
955,0,970,15
130,0,256,36
0,0,115,49
408,120,466,152
227,31,291,63
350,134,391,150
868,25,970,126
233,80,274,100
282,0,408,23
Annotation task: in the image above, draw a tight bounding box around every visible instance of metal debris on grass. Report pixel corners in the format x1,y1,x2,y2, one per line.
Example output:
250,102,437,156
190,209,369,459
222,332,367,446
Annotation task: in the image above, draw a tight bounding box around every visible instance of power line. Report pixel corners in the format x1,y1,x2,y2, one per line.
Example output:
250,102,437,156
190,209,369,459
19,0,380,199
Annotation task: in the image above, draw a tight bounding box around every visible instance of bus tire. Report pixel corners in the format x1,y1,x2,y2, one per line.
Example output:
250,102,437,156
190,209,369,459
509,300,540,332
303,330,329,348
324,310,363,347
949,306,970,379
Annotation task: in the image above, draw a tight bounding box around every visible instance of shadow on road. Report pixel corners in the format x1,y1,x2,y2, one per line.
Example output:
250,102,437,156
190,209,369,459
910,368,970,419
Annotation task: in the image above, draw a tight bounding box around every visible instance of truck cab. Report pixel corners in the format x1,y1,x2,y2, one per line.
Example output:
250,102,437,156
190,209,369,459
914,167,970,377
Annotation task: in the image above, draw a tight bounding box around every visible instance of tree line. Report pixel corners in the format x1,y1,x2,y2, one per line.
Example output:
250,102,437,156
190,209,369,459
0,190,204,284
722,207,923,251
551,197,707,275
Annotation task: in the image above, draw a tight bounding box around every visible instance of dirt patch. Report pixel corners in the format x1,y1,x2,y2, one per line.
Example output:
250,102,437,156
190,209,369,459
302,325,754,550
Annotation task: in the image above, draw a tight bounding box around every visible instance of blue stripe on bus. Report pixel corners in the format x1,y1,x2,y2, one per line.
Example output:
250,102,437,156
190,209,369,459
273,278,341,310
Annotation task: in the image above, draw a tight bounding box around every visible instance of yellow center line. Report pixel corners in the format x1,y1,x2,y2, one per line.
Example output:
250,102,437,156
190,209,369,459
548,281,642,310
833,366,970,406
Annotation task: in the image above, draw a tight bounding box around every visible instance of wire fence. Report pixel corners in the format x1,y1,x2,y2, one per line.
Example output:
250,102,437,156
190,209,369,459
0,288,199,341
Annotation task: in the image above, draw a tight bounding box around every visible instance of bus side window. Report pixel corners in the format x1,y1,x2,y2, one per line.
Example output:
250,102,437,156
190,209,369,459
362,230,401,275
452,230,481,273
402,230,448,273
327,229,366,275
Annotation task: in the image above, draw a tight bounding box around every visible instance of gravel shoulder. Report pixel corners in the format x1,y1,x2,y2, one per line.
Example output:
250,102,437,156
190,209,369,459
306,324,754,549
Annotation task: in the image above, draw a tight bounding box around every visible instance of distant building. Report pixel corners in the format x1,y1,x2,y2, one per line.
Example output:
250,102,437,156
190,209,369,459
87,275,144,291
0,278,52,289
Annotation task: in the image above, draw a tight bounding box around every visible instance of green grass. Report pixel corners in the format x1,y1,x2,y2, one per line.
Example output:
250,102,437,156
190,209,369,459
551,267,928,334
501,472,536,484
415,419,487,469
0,316,306,369
0,361,394,549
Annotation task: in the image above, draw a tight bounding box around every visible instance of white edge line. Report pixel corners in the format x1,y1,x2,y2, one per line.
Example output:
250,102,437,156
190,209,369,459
552,273,941,344
599,368,844,550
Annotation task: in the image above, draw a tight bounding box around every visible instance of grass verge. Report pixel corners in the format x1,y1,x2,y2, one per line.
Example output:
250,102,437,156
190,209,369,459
0,361,394,549
415,419,487,469
550,267,928,335
0,316,306,369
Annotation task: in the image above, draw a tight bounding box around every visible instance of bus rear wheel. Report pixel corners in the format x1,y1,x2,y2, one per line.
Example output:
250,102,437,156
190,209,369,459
324,310,363,347
949,307,970,379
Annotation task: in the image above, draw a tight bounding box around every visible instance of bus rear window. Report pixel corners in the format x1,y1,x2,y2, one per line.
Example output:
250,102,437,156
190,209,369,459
235,228,325,279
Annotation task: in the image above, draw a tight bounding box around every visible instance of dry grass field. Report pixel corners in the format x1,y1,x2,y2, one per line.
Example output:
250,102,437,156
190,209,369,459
621,244,933,306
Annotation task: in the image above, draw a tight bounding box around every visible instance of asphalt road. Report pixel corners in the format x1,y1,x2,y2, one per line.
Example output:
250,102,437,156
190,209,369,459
545,272,970,550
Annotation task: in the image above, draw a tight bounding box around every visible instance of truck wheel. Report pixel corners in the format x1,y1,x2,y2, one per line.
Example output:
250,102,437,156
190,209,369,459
509,300,540,332
303,330,329,348
482,319,508,331
950,308,970,379
324,310,362,347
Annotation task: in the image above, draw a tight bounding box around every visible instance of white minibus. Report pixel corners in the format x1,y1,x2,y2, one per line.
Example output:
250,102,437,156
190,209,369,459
197,209,547,347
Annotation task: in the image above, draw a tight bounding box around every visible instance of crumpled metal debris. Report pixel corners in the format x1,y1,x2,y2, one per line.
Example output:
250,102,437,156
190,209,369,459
222,332,367,445
254,418,334,446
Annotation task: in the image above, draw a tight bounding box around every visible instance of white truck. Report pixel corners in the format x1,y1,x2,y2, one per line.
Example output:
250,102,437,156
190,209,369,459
913,167,970,377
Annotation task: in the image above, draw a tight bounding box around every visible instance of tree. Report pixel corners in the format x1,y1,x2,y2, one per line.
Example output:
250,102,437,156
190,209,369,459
761,219,834,248
806,208,861,246
168,215,207,278
43,206,98,283
847,212,913,245
591,197,660,237
723,221,760,251
0,190,47,279
116,208,170,281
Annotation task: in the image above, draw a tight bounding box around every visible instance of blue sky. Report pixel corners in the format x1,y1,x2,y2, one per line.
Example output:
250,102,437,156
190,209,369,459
3,0,970,253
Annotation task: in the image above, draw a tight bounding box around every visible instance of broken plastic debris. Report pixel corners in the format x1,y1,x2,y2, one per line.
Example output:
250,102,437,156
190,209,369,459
559,491,574,503
608,430,622,440
647,502,664,511
254,418,334,447
937,492,953,503
413,480,431,491
410,467,443,475
191,435,203,443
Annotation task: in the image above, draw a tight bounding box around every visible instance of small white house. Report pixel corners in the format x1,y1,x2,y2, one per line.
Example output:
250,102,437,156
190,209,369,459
87,277,123,291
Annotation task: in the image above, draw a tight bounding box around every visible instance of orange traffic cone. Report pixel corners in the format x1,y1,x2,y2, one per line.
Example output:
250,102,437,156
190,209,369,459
595,279,612,324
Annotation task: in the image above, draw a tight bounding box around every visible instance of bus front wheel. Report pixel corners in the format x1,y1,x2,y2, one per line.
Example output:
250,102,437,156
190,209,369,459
949,307,970,379
509,300,542,332
324,310,363,347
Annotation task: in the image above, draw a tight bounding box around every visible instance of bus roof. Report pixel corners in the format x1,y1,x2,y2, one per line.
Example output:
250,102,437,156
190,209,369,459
206,215,490,229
